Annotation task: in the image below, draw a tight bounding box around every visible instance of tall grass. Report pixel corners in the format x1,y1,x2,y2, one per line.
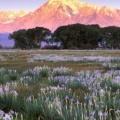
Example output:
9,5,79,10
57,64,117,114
0,66,119,120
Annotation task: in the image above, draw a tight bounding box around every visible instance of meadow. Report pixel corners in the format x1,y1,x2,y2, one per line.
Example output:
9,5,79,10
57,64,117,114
0,49,120,120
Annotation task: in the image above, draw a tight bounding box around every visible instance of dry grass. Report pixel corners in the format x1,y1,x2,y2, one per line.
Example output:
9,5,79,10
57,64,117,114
0,49,119,72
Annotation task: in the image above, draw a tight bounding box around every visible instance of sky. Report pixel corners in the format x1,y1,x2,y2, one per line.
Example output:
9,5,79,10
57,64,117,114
0,0,120,12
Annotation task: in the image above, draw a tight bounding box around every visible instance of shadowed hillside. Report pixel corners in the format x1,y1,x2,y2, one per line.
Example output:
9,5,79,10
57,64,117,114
0,33,14,47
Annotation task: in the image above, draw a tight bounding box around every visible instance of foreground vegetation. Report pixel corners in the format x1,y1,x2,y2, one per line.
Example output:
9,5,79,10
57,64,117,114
0,50,120,120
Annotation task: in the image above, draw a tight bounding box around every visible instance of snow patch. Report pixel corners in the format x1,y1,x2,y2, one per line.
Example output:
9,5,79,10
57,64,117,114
3,20,14,24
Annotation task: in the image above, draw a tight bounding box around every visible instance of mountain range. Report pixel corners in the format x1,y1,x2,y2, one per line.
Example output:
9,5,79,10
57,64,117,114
0,0,120,33
0,10,27,24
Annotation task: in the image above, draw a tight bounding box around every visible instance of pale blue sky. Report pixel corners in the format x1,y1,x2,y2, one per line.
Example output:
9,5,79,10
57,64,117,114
0,0,120,12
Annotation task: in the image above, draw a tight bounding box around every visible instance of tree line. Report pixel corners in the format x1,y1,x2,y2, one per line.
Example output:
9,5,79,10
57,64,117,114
9,24,120,49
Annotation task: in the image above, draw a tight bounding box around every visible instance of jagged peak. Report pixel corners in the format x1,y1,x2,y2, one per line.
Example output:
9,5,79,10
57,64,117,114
47,0,80,11
47,0,100,11
48,0,79,5
48,0,119,11
48,0,79,3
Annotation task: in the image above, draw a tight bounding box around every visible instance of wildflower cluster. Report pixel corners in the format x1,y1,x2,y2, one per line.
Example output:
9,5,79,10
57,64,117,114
103,62,120,70
0,66,119,120
28,54,120,63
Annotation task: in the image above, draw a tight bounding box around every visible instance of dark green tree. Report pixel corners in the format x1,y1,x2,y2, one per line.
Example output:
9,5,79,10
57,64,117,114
34,27,52,47
9,27,52,49
9,29,28,49
26,28,39,48
102,26,120,49
53,24,102,49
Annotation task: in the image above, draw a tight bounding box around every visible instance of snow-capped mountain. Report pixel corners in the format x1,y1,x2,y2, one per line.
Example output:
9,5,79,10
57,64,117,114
0,10,27,24
0,0,120,32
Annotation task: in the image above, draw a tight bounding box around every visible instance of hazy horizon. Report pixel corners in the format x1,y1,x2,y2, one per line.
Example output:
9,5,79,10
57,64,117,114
0,33,14,47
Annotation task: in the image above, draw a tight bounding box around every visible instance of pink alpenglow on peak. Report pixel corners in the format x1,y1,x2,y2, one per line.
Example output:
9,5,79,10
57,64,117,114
0,0,120,32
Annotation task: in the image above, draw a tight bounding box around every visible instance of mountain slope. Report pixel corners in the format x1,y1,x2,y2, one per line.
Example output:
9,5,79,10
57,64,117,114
0,10,27,24
0,0,120,32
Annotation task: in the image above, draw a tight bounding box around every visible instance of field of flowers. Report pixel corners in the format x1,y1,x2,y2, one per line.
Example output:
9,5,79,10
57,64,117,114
0,50,120,120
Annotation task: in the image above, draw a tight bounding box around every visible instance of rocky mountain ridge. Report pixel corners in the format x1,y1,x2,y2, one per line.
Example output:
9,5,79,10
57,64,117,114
0,10,27,24
0,0,120,32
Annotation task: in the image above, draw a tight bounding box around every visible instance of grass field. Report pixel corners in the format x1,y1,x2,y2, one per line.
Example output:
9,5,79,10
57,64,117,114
0,49,120,72
0,49,120,120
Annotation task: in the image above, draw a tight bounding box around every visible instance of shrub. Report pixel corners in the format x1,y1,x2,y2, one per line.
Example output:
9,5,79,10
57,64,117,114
42,45,60,49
